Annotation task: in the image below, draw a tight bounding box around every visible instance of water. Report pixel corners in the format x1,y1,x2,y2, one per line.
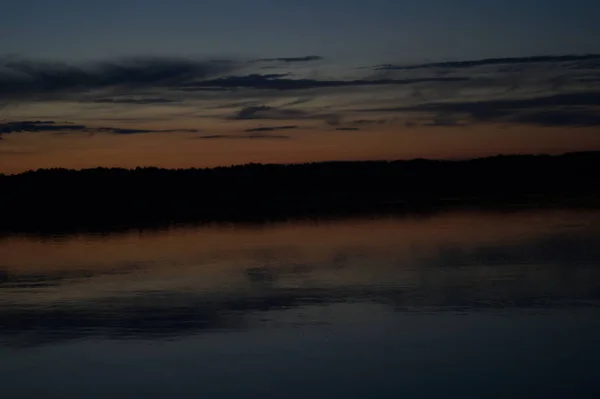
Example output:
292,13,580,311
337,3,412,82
1,208,600,398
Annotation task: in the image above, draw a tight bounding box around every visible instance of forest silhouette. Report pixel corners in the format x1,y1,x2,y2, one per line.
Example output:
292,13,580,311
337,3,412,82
1,151,599,234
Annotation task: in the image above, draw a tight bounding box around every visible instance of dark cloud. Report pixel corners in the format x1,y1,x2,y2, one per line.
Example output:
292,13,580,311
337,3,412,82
95,127,199,135
234,133,291,140
194,135,230,139
352,119,388,125
236,105,275,119
231,105,342,126
230,104,347,127
182,74,469,91
8,120,55,124
177,87,230,92
233,105,314,120
335,127,360,131
364,90,600,127
426,91,600,114
93,97,180,105
512,110,600,127
4,54,598,133
282,97,314,106
374,54,600,71
195,133,291,140
0,121,199,136
0,121,86,134
0,56,237,100
422,115,466,127
244,125,298,132
257,56,324,63
0,55,476,109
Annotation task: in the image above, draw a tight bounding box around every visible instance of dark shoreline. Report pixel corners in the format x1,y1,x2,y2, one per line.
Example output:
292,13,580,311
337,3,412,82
1,151,599,236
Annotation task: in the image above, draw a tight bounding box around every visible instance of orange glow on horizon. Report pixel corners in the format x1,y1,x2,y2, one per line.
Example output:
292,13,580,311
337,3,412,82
1,125,600,174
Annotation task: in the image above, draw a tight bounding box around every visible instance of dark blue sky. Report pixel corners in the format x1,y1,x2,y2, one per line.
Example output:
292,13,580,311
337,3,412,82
2,0,600,62
2,0,600,172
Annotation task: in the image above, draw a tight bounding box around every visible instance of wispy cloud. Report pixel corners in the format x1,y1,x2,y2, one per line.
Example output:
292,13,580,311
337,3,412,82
182,74,469,91
351,119,388,125
0,120,199,136
233,105,312,120
195,133,291,140
0,56,237,101
256,56,324,63
3,53,600,134
511,109,600,127
95,127,200,134
231,104,339,124
373,54,600,71
244,125,298,132
93,97,180,105
0,121,86,134
362,91,600,127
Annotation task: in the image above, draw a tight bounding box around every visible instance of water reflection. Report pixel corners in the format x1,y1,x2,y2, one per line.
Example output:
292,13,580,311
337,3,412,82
1,208,600,398
1,208,599,347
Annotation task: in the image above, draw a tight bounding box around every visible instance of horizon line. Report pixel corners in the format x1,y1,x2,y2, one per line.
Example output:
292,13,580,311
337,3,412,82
3,150,599,176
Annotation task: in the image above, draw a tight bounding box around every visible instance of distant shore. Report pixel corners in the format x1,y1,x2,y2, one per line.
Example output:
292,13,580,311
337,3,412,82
1,151,599,235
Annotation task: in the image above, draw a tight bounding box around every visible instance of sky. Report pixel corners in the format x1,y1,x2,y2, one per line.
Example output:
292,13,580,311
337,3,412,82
1,0,600,173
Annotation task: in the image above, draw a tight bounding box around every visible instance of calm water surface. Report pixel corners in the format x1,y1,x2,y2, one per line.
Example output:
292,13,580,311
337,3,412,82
1,208,600,398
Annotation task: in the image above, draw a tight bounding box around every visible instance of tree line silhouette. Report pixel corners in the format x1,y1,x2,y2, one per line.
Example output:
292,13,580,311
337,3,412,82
1,151,599,234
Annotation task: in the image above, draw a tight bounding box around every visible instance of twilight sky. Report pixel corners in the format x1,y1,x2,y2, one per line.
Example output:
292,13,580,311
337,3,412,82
1,0,600,173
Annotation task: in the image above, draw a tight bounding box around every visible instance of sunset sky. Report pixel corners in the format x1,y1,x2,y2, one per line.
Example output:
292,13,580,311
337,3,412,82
1,0,600,173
